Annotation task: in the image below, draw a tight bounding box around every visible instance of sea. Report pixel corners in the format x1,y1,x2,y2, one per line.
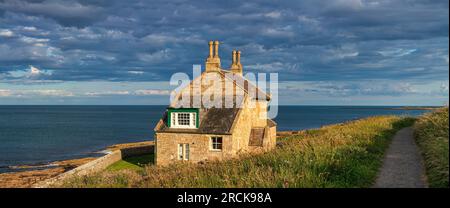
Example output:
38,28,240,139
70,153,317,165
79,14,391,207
0,105,430,173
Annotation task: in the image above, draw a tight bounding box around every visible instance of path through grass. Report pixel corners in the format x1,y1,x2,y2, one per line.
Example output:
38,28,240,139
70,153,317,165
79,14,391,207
59,116,415,188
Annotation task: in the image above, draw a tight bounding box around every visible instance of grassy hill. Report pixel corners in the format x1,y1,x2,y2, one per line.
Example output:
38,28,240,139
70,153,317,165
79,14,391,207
58,116,415,188
414,107,449,188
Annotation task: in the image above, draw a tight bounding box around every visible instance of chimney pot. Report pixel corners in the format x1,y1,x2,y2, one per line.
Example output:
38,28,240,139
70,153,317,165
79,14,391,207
214,40,220,58
237,50,241,64
208,41,213,58
232,50,237,64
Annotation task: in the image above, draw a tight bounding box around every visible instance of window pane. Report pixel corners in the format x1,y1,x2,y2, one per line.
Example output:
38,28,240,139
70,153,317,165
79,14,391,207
178,144,183,160
185,144,190,160
211,137,223,150
191,113,196,127
177,113,191,126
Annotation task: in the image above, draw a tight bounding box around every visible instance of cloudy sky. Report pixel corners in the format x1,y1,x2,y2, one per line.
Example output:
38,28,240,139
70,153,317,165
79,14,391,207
0,0,448,105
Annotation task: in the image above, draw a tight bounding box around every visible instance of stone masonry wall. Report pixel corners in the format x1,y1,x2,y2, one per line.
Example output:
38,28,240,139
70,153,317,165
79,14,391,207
155,133,233,166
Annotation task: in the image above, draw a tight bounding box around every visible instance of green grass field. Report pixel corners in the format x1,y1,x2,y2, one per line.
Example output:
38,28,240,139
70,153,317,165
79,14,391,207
59,116,415,188
106,154,154,172
414,107,449,188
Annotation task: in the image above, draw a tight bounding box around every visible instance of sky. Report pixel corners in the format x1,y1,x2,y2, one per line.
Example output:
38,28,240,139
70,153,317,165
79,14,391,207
0,0,448,105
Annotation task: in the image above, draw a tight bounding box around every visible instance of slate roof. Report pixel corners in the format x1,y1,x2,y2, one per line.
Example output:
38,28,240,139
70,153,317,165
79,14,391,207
155,107,240,134
155,70,272,134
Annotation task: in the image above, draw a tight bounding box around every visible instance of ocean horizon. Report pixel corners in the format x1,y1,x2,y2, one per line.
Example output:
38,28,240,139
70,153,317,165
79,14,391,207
0,105,431,173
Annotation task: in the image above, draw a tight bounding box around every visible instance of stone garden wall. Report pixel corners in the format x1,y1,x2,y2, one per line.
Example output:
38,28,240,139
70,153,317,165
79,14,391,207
33,144,154,188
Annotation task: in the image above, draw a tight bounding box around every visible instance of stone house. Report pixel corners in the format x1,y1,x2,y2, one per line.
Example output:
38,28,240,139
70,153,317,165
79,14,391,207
153,40,276,166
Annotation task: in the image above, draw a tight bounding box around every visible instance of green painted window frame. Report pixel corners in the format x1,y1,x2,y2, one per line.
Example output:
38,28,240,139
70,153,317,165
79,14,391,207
167,108,199,128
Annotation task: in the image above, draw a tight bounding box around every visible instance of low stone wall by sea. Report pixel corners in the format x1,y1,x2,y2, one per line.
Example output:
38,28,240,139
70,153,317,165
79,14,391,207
33,143,154,188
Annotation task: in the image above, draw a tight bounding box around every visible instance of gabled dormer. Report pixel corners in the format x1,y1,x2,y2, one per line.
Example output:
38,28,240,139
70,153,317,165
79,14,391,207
167,108,199,129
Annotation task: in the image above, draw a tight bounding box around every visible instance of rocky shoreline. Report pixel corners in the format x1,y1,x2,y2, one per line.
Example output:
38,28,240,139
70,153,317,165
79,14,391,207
0,141,153,188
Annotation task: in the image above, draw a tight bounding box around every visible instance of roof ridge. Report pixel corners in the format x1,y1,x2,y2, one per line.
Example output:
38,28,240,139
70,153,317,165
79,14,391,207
219,70,271,100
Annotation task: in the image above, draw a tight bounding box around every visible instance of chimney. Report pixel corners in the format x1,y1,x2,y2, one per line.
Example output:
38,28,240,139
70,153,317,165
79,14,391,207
214,40,220,58
236,51,241,66
208,41,213,58
205,40,221,72
230,50,241,74
237,50,243,73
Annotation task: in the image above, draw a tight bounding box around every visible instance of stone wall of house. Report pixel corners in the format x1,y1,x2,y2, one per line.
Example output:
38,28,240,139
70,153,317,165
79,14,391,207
155,132,233,166
251,100,268,128
266,125,277,150
230,98,271,152
230,97,253,152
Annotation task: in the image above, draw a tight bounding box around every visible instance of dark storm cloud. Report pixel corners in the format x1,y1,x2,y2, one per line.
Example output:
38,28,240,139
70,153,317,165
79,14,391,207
0,0,448,82
0,0,107,27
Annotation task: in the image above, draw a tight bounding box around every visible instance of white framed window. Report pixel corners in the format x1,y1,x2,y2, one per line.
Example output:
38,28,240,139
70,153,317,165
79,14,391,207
171,112,197,128
210,136,223,151
178,143,190,161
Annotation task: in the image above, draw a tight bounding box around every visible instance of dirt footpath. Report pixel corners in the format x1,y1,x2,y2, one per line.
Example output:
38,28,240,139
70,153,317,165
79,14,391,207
373,127,428,188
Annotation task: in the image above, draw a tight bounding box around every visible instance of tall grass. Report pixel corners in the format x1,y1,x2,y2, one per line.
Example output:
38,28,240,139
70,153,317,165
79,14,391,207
414,107,449,188
59,116,415,188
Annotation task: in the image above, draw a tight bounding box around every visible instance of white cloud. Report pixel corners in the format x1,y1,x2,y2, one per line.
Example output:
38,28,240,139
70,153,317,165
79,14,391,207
378,48,417,57
22,26,37,31
127,71,144,75
134,89,170,95
85,89,170,96
20,36,50,44
264,11,281,19
30,89,74,97
137,49,171,63
0,89,12,97
246,62,299,72
85,91,130,96
0,29,14,37
7,65,52,79
326,44,359,60
0,89,73,97
30,65,40,75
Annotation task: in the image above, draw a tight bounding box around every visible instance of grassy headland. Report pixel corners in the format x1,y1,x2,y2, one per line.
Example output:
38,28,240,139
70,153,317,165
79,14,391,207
414,107,449,188
58,116,415,188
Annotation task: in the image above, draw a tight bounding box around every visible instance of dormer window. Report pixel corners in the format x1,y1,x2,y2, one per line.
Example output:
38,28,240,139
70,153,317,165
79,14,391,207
168,108,198,129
